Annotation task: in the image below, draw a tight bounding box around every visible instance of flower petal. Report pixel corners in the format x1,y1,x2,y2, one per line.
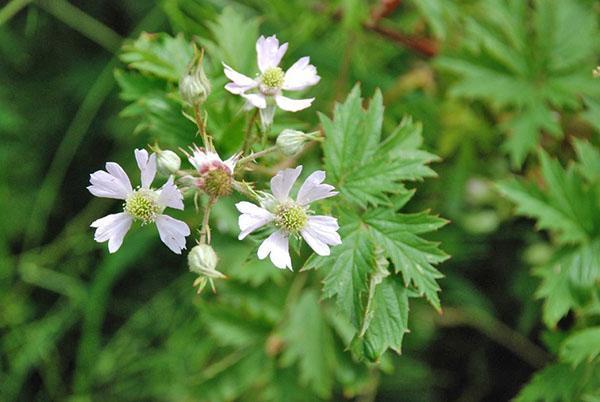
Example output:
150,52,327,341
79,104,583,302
236,201,274,240
188,146,221,172
283,56,320,91
257,230,292,270
241,93,267,109
155,214,190,254
301,215,342,256
134,149,157,189
91,212,133,253
256,35,288,72
87,162,132,200
158,176,184,210
271,165,302,201
275,95,314,112
223,63,258,92
296,170,338,205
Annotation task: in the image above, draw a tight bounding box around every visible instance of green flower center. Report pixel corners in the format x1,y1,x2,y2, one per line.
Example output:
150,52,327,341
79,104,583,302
204,168,232,198
261,67,285,89
275,203,308,233
124,189,160,224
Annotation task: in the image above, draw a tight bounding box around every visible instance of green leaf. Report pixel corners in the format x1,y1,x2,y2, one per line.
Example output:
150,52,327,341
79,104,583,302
497,150,598,244
321,87,439,207
574,139,600,184
514,363,591,402
560,327,600,367
120,32,193,82
365,209,448,310
534,256,577,328
281,290,336,398
201,7,260,72
437,0,600,166
351,276,410,362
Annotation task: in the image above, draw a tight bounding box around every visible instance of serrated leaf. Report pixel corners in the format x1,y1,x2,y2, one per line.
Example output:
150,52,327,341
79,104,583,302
574,139,600,183
534,257,577,328
120,32,193,82
497,150,599,244
365,209,448,310
321,87,439,207
351,276,409,362
514,363,590,402
437,0,600,166
560,327,600,367
281,290,336,398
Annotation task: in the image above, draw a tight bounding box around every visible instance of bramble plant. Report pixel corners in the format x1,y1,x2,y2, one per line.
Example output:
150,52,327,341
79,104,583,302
4,1,600,401
91,31,447,361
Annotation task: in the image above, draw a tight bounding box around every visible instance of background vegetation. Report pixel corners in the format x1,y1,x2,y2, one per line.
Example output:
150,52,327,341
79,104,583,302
1,0,599,401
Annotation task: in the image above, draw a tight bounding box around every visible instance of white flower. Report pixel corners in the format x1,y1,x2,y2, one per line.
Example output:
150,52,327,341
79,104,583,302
188,145,239,197
223,35,320,123
235,166,341,270
87,149,191,254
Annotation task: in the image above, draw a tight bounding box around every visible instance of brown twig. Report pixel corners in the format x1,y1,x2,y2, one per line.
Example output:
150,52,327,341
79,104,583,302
364,23,438,58
369,0,403,24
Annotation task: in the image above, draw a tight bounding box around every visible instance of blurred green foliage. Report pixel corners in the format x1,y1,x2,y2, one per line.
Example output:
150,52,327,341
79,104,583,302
1,0,599,401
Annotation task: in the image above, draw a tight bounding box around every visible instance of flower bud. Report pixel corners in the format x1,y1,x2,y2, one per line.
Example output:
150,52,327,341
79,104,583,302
156,150,181,175
276,129,319,156
179,49,211,106
187,244,225,279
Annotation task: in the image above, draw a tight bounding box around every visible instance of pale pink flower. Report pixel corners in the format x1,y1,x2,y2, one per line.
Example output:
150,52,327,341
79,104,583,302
236,166,341,270
87,149,190,254
223,35,320,126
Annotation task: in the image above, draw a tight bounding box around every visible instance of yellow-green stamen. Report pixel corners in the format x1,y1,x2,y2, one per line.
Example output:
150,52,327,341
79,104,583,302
124,189,160,224
275,203,308,233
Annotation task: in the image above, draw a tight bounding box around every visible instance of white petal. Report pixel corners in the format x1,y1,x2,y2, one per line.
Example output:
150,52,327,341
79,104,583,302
241,93,267,109
271,166,302,201
223,63,257,86
275,95,314,112
223,153,240,173
296,170,338,205
135,149,157,189
155,215,190,254
236,201,274,239
158,176,184,210
283,57,321,91
256,35,288,72
189,147,221,172
223,63,258,92
257,231,292,270
87,162,132,200
90,212,133,253
301,215,342,256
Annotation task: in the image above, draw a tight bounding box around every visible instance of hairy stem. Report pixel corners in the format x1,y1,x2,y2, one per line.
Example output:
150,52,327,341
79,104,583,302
199,197,216,244
243,108,259,154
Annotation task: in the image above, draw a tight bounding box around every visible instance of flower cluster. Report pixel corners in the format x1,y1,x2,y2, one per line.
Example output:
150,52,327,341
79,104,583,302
87,35,340,291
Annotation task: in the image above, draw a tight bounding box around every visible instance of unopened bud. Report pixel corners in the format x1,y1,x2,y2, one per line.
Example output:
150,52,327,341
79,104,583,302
594,66,600,78
276,129,312,156
188,244,224,278
179,48,211,106
156,150,181,175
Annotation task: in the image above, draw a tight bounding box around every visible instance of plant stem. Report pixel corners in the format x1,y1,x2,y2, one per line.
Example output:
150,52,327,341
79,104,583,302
37,0,123,53
237,145,278,166
436,307,551,369
199,197,216,244
193,104,209,148
0,0,32,26
242,108,259,154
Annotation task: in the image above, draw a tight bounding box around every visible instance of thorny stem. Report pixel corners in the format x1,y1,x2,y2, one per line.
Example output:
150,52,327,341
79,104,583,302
237,145,278,166
199,197,216,244
242,108,259,154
